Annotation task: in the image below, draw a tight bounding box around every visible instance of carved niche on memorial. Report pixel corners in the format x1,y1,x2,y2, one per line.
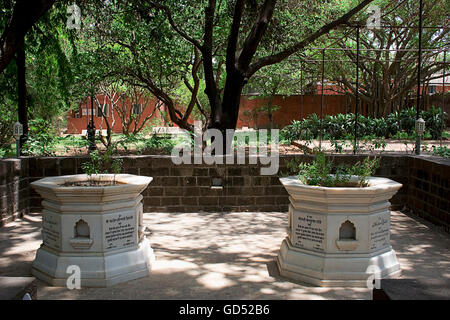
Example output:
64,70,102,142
31,174,154,287
277,176,402,287
70,219,93,249
336,220,358,251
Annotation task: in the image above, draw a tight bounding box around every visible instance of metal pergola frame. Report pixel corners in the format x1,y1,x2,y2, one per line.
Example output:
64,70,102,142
293,1,449,155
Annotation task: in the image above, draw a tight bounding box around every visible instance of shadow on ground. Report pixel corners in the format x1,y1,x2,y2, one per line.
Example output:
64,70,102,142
0,210,448,300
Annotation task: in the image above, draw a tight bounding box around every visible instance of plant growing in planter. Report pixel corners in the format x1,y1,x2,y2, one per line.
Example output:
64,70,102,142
278,152,402,287
294,152,380,187
78,147,124,186
30,147,154,287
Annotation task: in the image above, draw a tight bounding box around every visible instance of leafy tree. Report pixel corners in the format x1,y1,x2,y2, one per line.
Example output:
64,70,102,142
0,0,55,73
326,0,449,117
115,85,162,135
1,0,76,151
244,61,303,128
93,81,122,148
144,0,375,138
70,1,204,134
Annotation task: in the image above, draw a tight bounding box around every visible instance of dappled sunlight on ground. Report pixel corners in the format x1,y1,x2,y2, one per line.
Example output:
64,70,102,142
390,211,450,281
0,210,448,299
0,212,42,277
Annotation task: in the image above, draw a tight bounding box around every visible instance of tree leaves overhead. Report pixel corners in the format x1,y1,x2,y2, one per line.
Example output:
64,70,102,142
5,0,445,137
324,0,449,117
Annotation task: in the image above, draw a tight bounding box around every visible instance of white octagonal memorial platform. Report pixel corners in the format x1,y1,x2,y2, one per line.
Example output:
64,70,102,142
277,176,402,287
30,174,154,287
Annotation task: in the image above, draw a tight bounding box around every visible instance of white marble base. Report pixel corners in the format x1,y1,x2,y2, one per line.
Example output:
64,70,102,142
30,174,154,288
32,238,155,287
277,176,402,287
277,238,400,287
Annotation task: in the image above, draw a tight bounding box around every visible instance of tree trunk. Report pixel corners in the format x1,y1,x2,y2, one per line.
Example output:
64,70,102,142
267,95,274,129
210,72,245,133
16,38,28,152
0,0,55,74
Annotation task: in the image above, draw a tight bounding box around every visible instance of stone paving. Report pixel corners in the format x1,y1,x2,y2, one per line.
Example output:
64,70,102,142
0,210,449,300
282,139,450,154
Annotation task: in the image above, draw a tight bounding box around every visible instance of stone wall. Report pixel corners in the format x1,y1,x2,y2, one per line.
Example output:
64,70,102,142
0,153,448,233
408,155,450,232
0,158,29,227
26,154,408,213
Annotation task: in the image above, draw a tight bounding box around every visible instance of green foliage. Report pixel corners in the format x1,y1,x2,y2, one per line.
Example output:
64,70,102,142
143,135,175,153
58,135,90,149
113,133,175,154
422,106,447,140
0,102,15,150
115,134,141,153
0,47,18,151
290,152,380,187
431,146,450,158
0,144,15,158
81,146,123,177
297,152,337,187
81,150,102,176
281,107,448,143
349,157,381,187
22,119,57,156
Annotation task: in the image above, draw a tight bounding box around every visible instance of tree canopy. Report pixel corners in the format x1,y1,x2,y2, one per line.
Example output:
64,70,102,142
1,0,447,149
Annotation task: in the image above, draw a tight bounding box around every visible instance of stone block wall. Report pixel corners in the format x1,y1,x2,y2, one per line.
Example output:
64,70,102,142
27,157,84,210
0,153,447,233
0,158,29,227
26,154,408,213
408,156,450,232
27,155,291,213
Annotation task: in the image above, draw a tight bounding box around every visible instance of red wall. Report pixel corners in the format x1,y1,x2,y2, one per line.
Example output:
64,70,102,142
67,94,168,134
69,88,449,133
68,93,351,133
237,94,350,129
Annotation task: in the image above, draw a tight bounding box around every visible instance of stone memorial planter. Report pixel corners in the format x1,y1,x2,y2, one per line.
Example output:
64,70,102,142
277,176,402,287
30,174,154,287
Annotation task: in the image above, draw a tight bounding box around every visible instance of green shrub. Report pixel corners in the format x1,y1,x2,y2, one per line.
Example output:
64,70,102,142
0,145,15,158
431,146,450,158
281,107,447,143
143,135,175,152
81,146,123,176
0,104,15,150
22,119,57,156
422,106,448,139
292,152,380,187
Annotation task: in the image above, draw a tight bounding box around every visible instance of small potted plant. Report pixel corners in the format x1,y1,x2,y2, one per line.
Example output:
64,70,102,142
277,152,402,287
31,147,154,287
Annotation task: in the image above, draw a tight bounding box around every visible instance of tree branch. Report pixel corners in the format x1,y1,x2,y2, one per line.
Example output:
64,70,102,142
146,1,203,51
237,0,277,72
225,0,245,72
247,0,375,77
0,0,55,73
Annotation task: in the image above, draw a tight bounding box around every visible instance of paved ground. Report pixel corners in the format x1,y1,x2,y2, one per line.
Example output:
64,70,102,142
0,210,449,300
55,137,450,157
282,139,450,154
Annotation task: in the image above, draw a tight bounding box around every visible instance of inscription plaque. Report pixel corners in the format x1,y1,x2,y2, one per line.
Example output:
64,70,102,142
104,212,136,250
291,211,326,251
370,214,390,251
42,212,60,250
